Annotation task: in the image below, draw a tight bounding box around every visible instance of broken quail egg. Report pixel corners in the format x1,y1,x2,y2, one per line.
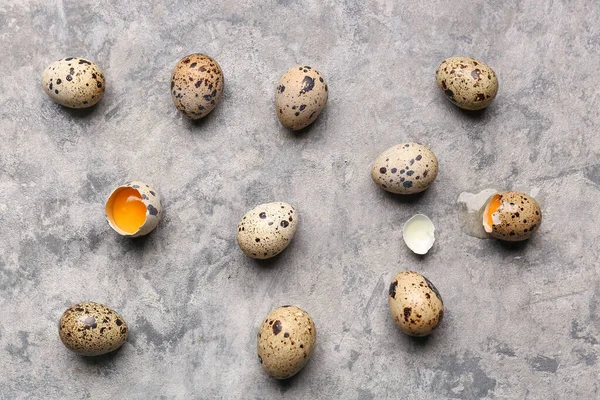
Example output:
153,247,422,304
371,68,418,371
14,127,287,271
388,271,444,336
403,214,435,255
482,191,542,241
105,181,162,237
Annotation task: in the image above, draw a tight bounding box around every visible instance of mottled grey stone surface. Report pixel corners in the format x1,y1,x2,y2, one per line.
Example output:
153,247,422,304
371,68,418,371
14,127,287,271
1,1,599,399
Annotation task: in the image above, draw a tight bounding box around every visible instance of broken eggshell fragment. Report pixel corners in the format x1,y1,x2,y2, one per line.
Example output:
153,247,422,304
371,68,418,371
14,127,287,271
403,214,435,255
105,181,162,237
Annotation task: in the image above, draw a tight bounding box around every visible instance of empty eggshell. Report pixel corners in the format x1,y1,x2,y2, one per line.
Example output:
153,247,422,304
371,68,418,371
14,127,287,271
237,202,297,259
371,143,438,194
257,305,317,379
105,181,162,237
275,65,328,130
388,271,444,336
482,191,542,241
59,302,128,356
436,56,498,110
403,214,435,255
41,57,105,108
171,54,224,119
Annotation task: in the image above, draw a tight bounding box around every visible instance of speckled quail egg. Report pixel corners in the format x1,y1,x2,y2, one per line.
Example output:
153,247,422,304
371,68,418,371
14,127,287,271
371,143,438,194
436,56,498,110
171,54,224,119
105,181,162,237
482,191,542,241
275,65,328,130
257,305,317,379
237,202,297,259
389,271,444,336
41,57,105,108
59,302,128,356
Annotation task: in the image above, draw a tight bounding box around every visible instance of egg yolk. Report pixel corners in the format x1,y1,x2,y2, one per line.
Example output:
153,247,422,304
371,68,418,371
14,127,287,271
485,194,502,228
111,188,147,234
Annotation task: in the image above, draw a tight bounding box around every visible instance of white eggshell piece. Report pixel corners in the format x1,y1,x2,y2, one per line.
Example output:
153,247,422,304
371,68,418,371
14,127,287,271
105,181,162,238
402,214,435,255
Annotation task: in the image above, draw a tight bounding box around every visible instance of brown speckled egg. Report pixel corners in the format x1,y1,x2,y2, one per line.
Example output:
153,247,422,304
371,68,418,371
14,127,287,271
436,56,498,110
171,54,224,119
41,57,105,108
237,202,297,259
371,143,438,194
388,271,444,336
275,65,328,130
482,191,542,241
257,305,316,379
59,302,128,356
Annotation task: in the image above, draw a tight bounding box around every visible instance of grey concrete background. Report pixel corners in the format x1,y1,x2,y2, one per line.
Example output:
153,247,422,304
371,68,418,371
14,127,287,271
0,0,599,399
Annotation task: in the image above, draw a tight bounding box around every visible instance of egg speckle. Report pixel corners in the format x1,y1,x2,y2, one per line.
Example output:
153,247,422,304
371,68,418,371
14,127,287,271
257,305,316,379
105,181,162,237
275,66,328,130
371,143,438,194
483,191,542,241
41,57,105,108
237,202,297,259
171,54,224,119
59,302,128,356
388,271,444,336
436,56,498,110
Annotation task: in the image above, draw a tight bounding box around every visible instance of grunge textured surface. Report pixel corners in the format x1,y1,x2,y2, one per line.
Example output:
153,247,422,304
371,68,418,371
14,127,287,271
0,1,599,399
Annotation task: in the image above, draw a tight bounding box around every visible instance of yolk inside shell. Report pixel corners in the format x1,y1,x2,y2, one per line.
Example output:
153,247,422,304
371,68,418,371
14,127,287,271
112,188,147,234
485,194,502,227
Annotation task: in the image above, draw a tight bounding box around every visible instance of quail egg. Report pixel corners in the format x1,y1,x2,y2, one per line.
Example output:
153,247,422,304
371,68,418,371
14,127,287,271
257,305,316,379
436,56,498,110
171,54,224,119
275,65,328,130
482,191,542,241
105,181,162,237
59,302,128,356
41,57,105,108
371,143,438,194
237,202,297,259
388,271,444,336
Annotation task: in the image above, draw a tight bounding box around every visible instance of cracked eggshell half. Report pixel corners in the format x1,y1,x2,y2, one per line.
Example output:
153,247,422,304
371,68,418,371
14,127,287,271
237,202,297,259
403,214,435,255
257,305,316,379
105,181,162,237
482,191,542,241
388,271,444,337
371,143,438,194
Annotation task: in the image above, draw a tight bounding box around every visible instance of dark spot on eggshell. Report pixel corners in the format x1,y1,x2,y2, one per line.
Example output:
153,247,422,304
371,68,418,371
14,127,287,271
272,320,282,335
423,276,442,303
300,76,314,94
147,204,159,216
389,280,398,299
